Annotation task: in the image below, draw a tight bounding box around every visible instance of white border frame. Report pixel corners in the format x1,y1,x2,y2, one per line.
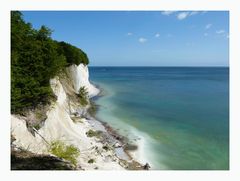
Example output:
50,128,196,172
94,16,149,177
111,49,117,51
1,0,239,181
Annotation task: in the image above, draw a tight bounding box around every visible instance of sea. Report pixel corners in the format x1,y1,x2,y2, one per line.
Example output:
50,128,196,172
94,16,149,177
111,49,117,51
89,67,229,170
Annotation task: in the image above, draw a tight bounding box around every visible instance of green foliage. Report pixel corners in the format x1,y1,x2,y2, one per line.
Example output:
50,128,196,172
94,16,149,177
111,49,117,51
49,140,80,166
35,110,46,120
36,25,52,40
86,129,101,138
88,159,95,164
11,11,89,113
78,86,89,106
58,41,89,66
33,124,41,130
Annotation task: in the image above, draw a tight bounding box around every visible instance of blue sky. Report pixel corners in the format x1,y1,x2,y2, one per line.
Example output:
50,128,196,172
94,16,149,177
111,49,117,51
22,11,229,66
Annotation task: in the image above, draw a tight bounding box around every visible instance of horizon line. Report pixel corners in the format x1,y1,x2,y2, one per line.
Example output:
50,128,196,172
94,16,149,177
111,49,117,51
89,65,229,68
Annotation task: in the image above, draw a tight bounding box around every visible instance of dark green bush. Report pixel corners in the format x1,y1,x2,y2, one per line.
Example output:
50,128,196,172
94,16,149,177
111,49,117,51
86,129,101,138
88,159,95,164
78,86,89,106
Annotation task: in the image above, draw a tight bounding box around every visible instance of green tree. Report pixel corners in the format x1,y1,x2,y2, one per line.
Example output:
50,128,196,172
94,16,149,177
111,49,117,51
11,11,65,113
36,25,52,40
58,41,89,65
11,11,89,113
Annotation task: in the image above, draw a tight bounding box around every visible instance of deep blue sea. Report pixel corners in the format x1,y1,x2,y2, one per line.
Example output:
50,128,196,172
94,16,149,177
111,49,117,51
89,67,229,170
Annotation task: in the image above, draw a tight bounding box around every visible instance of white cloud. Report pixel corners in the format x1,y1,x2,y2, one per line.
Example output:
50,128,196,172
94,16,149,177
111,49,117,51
161,11,202,18
176,11,200,20
177,12,190,20
127,32,133,36
205,23,212,29
155,33,160,38
161,11,176,16
216,30,225,34
161,11,201,20
138,37,147,43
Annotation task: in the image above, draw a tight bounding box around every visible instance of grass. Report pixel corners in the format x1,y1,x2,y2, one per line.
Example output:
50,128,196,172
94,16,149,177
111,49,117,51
86,129,101,138
48,140,80,166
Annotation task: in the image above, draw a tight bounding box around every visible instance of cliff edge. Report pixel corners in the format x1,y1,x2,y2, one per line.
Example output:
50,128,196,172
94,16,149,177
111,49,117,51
11,64,124,170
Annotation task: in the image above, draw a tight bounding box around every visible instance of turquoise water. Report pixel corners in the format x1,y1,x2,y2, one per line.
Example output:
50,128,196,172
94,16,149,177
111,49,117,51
90,67,229,170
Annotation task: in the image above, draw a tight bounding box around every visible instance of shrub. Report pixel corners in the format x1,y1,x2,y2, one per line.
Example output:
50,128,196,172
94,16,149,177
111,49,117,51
49,140,80,166
78,86,88,106
88,159,95,164
33,124,41,130
86,129,101,138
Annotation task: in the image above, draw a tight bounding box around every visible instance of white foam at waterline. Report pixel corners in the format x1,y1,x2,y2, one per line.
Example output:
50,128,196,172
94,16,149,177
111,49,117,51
96,109,167,169
127,127,168,169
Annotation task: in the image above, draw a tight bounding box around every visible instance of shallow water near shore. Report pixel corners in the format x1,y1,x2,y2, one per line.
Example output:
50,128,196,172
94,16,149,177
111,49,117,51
89,67,229,170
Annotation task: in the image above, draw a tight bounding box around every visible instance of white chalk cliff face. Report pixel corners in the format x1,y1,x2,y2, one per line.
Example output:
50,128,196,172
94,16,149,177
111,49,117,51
11,64,123,170
66,64,99,97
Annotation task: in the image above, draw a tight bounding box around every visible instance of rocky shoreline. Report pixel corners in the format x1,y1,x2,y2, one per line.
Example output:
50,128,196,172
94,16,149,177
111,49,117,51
86,87,149,170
